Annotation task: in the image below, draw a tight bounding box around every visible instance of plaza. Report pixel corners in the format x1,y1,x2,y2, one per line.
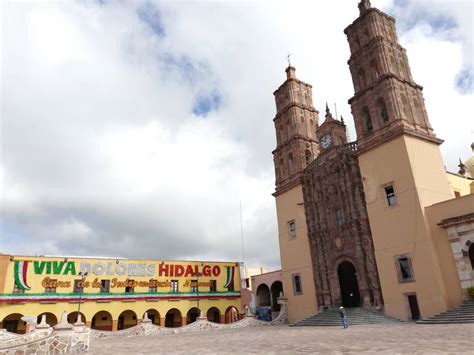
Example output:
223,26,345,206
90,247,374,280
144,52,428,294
89,323,474,354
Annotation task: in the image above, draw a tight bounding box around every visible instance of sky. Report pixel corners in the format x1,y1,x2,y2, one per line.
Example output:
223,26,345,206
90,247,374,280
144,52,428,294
1,0,473,270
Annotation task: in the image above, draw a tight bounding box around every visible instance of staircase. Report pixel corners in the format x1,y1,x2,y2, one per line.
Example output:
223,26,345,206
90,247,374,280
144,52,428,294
290,307,401,327
417,299,474,324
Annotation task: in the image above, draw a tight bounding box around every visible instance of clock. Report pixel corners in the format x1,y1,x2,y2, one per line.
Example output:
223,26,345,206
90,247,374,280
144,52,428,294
320,134,332,149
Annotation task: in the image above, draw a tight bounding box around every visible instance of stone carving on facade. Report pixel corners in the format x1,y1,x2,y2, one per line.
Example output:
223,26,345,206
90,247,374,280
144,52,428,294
303,141,382,309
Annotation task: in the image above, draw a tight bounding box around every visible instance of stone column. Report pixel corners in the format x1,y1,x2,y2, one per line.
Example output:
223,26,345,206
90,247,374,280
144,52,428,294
160,317,166,327
220,315,225,324
85,321,92,328
181,317,187,327
112,320,118,331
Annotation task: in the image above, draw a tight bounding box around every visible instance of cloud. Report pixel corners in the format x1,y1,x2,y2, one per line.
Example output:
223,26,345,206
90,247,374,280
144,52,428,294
1,0,472,271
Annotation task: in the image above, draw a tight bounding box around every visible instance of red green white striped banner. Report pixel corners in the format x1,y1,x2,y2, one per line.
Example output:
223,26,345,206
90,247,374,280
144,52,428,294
14,260,31,290
224,266,235,288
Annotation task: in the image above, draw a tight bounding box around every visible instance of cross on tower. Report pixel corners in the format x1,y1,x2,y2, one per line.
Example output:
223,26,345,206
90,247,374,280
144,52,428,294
286,52,293,67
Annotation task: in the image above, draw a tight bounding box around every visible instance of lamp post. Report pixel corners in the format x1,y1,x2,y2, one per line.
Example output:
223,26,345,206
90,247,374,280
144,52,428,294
77,271,88,323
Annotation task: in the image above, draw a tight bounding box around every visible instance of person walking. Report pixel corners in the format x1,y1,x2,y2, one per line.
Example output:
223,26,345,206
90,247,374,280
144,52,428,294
338,306,349,329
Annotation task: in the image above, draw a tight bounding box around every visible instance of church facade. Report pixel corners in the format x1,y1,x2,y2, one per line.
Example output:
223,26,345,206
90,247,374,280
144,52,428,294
272,0,474,323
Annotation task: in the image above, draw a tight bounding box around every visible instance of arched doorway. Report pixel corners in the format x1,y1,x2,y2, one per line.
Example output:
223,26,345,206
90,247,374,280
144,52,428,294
256,284,271,307
91,311,113,331
67,312,86,325
186,307,200,324
118,310,137,330
206,307,221,323
165,308,182,328
37,312,58,327
144,309,160,326
271,281,283,312
224,306,239,324
469,244,474,269
1,313,25,334
338,261,361,307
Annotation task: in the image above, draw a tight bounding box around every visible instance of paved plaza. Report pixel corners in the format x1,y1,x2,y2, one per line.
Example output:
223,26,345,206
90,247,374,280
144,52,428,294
89,323,474,354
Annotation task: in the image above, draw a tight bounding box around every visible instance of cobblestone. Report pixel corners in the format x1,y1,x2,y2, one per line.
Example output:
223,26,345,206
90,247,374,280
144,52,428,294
89,323,474,354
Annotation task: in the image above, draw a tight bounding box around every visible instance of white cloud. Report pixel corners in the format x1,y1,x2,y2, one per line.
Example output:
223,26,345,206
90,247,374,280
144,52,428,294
1,0,472,270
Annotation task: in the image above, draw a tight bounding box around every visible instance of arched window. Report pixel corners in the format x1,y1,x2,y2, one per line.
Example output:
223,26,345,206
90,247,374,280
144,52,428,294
355,36,361,49
364,28,370,43
370,59,380,80
413,99,423,126
288,154,293,175
305,150,312,166
390,56,397,74
358,68,367,88
401,94,414,124
361,107,373,133
377,98,389,125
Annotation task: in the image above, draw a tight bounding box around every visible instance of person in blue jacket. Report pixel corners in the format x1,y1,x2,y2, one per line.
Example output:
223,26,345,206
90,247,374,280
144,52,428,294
339,306,349,329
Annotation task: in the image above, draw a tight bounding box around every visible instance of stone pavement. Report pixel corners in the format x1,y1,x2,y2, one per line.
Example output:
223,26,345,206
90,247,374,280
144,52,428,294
89,323,474,354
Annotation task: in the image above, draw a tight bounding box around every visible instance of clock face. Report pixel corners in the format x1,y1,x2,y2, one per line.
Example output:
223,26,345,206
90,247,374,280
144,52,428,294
320,134,332,149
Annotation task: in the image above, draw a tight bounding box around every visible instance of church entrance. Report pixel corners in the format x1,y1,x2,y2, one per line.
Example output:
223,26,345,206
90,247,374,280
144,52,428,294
338,261,360,307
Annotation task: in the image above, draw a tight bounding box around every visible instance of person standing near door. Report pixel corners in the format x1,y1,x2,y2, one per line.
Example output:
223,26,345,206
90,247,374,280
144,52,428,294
338,306,349,329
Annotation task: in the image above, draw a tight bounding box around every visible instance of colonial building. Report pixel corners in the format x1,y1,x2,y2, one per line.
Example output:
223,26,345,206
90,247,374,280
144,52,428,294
272,0,474,323
0,254,241,333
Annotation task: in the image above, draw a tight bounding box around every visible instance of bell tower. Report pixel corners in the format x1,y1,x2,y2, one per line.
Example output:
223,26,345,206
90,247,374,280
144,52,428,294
273,66,320,195
344,1,454,320
272,66,319,322
345,0,441,153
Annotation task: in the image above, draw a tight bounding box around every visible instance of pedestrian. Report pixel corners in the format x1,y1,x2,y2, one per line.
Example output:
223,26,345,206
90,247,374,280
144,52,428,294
338,306,349,329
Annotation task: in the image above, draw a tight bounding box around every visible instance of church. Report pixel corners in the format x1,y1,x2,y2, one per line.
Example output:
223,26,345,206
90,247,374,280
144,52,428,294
271,0,474,323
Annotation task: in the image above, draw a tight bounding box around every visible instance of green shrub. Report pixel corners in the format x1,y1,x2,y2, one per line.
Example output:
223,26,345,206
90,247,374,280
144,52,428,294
468,287,474,299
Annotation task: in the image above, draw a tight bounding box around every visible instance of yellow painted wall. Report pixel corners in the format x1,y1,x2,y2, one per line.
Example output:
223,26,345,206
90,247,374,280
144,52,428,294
358,135,454,320
426,194,474,308
275,185,318,323
446,172,473,197
0,256,241,331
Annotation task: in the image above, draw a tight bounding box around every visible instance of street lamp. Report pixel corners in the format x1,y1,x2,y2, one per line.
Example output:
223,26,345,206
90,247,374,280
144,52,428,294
76,271,88,323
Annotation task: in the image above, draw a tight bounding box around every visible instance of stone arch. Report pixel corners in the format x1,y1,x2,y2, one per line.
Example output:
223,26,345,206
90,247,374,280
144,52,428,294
67,311,86,325
370,59,380,80
337,260,361,308
271,281,283,312
144,309,160,326
377,98,389,125
206,307,221,323
358,67,367,88
37,312,58,327
186,307,200,325
1,313,26,334
91,310,113,331
224,306,239,324
469,244,474,269
165,308,182,328
256,283,271,307
118,309,137,330
463,240,474,269
413,98,424,126
361,106,373,132
400,94,414,124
